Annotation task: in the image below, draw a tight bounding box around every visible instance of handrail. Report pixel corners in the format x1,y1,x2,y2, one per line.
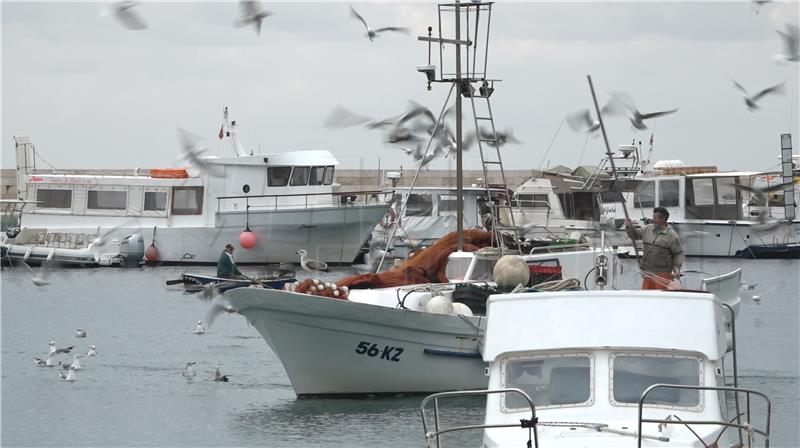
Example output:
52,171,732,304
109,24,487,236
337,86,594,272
529,242,593,254
636,384,771,448
216,189,386,200
420,388,539,448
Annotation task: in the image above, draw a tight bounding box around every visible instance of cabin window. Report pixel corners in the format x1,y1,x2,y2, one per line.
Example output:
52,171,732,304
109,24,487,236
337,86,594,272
144,191,167,211
323,166,335,185
268,167,291,187
599,191,623,203
690,178,714,206
36,188,72,209
658,180,679,207
290,166,310,186
438,194,461,215
445,256,473,281
611,354,701,408
309,166,325,186
558,192,598,220
171,187,203,215
405,194,433,216
634,181,655,209
87,190,127,210
503,354,593,411
716,178,738,205
517,194,549,208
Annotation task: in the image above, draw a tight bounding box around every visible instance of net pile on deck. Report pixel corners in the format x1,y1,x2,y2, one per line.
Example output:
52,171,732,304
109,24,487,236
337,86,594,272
294,229,494,297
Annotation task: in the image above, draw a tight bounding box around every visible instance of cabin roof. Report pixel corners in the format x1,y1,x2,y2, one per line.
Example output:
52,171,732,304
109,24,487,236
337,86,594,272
206,150,338,167
483,290,726,362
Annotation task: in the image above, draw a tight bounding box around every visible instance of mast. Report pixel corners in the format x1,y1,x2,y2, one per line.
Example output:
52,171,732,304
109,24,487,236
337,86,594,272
454,1,464,251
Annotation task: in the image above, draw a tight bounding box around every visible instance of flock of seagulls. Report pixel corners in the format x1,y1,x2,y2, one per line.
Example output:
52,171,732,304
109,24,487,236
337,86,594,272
325,101,520,168
110,0,410,44
34,334,98,383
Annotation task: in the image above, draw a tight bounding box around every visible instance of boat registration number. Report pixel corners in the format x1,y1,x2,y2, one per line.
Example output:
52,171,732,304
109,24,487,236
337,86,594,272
354,341,404,362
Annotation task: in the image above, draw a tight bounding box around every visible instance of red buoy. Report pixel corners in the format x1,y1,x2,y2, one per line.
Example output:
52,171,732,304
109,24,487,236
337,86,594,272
239,230,257,249
145,244,159,262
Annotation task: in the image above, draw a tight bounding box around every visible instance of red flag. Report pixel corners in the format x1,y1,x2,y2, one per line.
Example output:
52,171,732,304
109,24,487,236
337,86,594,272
218,125,224,140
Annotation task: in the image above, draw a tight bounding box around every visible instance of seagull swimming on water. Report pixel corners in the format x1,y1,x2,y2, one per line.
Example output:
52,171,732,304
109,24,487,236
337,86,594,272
183,361,197,379
75,328,87,338
234,0,273,35
214,367,231,382
34,357,48,367
349,5,409,42
87,345,98,357
194,320,206,335
49,341,76,356
60,366,78,382
296,249,329,273
732,80,785,111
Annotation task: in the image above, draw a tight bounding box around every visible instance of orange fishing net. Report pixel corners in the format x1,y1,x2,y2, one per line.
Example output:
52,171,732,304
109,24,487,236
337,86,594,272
334,229,494,291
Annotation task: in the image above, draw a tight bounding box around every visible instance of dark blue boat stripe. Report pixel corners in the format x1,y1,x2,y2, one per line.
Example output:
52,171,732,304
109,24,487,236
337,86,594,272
422,348,482,358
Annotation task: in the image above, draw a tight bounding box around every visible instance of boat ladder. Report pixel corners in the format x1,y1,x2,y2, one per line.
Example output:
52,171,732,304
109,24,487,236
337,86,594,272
467,88,522,254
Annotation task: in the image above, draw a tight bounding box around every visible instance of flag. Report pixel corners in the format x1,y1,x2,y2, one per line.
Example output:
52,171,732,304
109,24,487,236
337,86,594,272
218,125,224,140
649,133,654,146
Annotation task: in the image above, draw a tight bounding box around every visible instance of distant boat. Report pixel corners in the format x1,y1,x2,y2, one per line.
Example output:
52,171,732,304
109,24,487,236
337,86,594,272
8,107,389,265
176,272,297,293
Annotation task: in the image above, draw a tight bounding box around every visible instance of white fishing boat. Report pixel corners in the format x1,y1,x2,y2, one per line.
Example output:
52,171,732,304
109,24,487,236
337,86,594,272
512,140,800,257
226,244,621,397
420,289,771,448
7,108,389,265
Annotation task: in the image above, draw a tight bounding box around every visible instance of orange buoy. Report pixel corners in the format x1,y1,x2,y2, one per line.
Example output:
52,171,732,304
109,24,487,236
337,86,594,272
145,244,159,262
239,230,257,249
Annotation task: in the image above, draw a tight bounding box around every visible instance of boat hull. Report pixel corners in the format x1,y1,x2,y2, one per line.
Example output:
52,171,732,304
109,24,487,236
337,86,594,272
225,287,488,397
15,204,389,264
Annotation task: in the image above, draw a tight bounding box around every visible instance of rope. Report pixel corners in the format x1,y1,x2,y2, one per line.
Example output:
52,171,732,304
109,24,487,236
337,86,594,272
528,278,581,291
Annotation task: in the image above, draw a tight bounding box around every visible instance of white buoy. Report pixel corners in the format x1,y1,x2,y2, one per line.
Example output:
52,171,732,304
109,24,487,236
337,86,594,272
493,255,530,289
451,302,474,316
425,295,453,314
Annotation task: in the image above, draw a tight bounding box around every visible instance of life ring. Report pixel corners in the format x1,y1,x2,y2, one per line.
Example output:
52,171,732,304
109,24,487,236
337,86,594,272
379,208,397,229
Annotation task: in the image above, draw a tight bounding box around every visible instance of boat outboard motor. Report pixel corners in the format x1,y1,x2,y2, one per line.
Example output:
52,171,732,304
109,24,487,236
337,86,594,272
118,233,145,268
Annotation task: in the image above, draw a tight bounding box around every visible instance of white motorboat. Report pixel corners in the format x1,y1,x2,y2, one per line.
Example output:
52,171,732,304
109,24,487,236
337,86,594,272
8,108,389,265
420,289,771,448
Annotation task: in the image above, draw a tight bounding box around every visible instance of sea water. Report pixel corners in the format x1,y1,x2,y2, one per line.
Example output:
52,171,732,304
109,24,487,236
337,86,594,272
1,258,798,447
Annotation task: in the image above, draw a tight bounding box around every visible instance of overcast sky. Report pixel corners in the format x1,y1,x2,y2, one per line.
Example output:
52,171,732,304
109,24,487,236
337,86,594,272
2,1,799,175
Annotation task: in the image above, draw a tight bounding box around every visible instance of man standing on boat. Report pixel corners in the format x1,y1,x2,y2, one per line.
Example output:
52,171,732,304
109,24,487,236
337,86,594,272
217,244,243,279
624,207,684,290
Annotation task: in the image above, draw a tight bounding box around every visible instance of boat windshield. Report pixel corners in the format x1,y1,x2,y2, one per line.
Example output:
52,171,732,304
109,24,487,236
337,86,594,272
610,353,702,408
502,354,592,411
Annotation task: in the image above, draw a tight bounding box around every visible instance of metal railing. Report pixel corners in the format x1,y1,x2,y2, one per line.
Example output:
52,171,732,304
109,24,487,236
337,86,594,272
216,189,387,212
420,388,539,448
529,242,593,254
637,384,771,448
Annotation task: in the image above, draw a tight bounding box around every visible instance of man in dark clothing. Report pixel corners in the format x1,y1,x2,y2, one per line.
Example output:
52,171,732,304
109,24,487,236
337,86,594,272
624,207,684,290
217,244,243,278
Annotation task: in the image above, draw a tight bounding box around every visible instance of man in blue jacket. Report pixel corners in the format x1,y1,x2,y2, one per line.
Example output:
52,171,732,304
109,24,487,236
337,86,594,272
217,243,243,278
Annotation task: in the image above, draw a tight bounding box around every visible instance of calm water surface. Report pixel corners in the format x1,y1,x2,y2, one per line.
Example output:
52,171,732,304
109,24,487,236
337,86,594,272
1,258,798,447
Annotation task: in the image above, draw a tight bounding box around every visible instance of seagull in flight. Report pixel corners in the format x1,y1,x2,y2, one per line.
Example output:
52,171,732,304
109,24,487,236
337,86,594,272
608,93,678,131
751,0,772,14
296,249,328,273
775,23,799,63
349,5,409,42
112,1,147,30
732,80,785,111
202,299,237,331
22,260,50,287
234,0,274,35
177,128,225,178
566,99,627,134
